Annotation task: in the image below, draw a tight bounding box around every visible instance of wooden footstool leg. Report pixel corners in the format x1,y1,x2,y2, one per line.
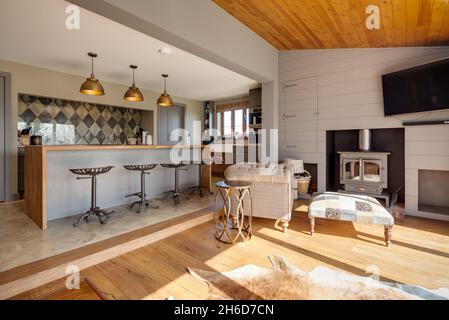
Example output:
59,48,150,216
384,225,393,247
310,217,315,235
280,221,289,233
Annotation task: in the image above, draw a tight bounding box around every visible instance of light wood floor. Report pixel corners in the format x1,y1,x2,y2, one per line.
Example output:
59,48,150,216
14,202,449,300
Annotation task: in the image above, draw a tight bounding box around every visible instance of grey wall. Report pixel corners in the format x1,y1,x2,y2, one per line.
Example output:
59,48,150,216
0,71,12,200
141,110,154,143
0,75,5,200
72,0,278,82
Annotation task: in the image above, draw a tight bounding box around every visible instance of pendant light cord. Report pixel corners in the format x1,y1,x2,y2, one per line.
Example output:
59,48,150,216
132,68,136,86
91,56,95,78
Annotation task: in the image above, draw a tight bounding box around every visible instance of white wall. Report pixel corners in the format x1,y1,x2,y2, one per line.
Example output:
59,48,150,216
71,0,278,83
0,59,203,198
405,125,449,220
69,0,280,160
279,47,449,220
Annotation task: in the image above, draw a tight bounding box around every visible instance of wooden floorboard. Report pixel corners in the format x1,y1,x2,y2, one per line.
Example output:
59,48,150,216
32,279,105,300
0,206,212,286
0,206,214,299
12,200,449,300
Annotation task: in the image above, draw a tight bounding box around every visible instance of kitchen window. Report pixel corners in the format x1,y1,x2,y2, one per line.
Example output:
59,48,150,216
216,108,248,139
223,110,232,137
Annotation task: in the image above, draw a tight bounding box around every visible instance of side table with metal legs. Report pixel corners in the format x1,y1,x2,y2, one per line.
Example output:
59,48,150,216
214,180,253,244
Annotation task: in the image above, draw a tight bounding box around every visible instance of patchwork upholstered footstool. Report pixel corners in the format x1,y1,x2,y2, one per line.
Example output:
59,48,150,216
308,192,394,246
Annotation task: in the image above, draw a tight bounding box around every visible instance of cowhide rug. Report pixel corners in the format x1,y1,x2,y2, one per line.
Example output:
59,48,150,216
188,256,449,300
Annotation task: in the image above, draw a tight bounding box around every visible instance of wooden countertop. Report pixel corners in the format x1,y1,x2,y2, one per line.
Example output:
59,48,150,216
24,144,260,151
23,144,213,230
24,145,204,151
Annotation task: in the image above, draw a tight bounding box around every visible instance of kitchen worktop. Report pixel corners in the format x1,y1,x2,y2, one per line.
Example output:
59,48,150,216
24,144,204,151
24,144,211,230
24,144,258,152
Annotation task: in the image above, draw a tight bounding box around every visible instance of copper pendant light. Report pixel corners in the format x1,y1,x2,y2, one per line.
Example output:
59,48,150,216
124,65,144,102
80,52,105,96
157,74,173,107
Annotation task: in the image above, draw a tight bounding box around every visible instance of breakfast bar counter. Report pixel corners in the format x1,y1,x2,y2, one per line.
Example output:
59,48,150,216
25,145,211,230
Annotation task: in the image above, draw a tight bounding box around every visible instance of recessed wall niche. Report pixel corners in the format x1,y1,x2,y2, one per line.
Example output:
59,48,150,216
18,94,142,145
418,169,449,216
326,128,405,202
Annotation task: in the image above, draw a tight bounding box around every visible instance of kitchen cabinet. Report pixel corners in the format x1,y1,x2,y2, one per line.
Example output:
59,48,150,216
211,144,260,175
18,147,25,196
249,88,262,109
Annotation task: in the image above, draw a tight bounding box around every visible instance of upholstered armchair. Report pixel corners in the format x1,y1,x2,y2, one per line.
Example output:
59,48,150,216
224,163,294,232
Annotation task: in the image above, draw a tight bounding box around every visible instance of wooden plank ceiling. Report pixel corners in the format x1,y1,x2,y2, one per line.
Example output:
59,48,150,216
213,0,449,49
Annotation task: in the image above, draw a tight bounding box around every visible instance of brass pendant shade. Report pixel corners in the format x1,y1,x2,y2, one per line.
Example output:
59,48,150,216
124,86,144,102
157,74,173,107
80,77,105,96
124,65,144,102
80,53,105,96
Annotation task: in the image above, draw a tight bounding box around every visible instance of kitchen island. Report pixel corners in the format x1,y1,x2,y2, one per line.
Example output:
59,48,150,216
25,145,210,230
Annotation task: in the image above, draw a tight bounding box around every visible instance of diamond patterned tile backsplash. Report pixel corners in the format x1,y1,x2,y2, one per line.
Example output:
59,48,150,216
18,94,142,145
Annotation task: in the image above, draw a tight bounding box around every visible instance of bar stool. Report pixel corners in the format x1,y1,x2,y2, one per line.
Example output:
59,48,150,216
183,159,213,197
69,166,114,227
160,163,189,204
123,164,159,213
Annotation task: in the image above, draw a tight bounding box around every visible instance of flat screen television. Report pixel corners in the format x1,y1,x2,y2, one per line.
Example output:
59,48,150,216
382,58,449,116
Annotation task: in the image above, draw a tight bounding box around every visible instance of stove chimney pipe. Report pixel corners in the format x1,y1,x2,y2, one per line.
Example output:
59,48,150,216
359,129,371,151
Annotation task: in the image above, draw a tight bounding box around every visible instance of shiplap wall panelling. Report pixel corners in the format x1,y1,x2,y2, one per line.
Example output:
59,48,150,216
279,48,449,80
405,125,449,220
280,77,319,161
279,47,449,219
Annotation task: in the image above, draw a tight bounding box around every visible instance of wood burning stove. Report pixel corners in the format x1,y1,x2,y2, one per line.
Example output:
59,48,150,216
338,129,391,206
339,151,389,193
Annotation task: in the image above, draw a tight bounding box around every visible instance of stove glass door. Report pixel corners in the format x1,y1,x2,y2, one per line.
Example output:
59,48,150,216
363,160,382,183
343,159,361,181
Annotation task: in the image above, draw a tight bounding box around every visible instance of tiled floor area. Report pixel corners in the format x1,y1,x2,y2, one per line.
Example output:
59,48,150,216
0,192,215,272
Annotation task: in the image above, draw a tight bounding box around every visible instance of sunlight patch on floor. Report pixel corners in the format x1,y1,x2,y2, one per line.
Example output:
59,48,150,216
294,204,309,213
142,272,209,300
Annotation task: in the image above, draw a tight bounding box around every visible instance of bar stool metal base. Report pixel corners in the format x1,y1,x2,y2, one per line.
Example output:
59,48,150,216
184,161,214,197
161,163,189,205
124,164,159,214
73,207,114,227
189,186,203,197
69,166,115,227
129,198,159,213
162,190,190,205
